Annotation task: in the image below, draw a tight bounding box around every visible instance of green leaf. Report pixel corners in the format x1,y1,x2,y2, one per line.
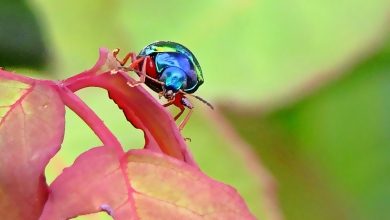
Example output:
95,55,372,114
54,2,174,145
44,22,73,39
32,0,390,104
30,0,125,74
121,0,390,104
224,37,390,220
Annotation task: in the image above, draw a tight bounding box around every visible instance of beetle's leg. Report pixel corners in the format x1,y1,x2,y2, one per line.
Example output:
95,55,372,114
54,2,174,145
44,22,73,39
174,105,185,121
158,92,164,99
126,56,147,87
112,51,164,88
130,56,165,86
112,48,136,66
165,96,187,120
163,99,175,107
129,57,145,70
175,104,192,141
127,56,165,87
145,74,165,85
178,97,194,131
178,108,193,131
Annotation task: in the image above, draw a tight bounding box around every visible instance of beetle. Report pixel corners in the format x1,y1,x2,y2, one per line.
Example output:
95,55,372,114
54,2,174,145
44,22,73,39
113,41,213,130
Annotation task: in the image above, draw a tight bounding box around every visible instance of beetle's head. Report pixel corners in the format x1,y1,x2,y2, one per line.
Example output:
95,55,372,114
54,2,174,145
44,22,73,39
160,67,187,100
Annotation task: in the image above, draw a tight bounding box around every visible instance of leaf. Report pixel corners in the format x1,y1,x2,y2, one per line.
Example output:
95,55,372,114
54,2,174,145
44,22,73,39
31,0,390,105
224,38,390,220
121,0,390,105
40,147,255,220
0,70,65,219
30,0,124,74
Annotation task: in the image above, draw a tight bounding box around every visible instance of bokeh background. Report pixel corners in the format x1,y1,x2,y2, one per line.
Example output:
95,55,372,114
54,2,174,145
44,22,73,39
1,0,389,219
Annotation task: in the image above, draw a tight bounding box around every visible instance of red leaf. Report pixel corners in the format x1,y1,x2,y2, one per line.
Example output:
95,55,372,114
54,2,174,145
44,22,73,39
0,70,65,219
40,147,255,220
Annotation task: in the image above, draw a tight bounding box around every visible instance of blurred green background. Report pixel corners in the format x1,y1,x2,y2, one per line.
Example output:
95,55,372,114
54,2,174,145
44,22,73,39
1,0,389,219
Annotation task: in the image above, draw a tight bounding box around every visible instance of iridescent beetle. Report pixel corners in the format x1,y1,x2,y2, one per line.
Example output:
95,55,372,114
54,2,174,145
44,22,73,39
113,41,213,130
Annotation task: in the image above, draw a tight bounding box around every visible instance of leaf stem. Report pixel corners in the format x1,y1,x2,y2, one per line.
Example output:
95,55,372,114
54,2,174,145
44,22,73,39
58,86,123,155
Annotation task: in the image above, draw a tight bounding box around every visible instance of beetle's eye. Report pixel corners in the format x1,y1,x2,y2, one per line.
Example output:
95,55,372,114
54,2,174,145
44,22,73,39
160,67,187,92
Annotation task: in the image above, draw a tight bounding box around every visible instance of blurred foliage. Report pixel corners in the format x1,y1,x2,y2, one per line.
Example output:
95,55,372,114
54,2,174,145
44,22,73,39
29,0,125,75
30,0,390,103
2,0,390,219
121,0,390,104
224,37,390,220
0,0,46,68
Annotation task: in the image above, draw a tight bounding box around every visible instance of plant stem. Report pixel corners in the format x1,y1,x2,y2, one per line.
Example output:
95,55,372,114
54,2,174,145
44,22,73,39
58,86,123,155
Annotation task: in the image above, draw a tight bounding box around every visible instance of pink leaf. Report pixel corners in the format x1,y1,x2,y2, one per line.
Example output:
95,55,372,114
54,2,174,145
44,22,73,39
0,70,65,219
40,147,255,220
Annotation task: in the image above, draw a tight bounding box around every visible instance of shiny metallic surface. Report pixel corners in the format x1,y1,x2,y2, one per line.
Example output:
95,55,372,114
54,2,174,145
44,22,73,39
138,41,204,93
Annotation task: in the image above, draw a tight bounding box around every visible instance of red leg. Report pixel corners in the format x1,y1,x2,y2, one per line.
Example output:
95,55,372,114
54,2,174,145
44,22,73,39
113,49,164,88
173,104,192,140
112,48,136,66
178,107,193,131
129,57,145,70
175,96,194,130
165,94,194,131
128,56,165,87
163,99,175,107
174,105,185,121
127,56,150,87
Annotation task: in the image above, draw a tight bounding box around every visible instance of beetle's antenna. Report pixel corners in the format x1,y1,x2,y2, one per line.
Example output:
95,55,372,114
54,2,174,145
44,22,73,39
192,95,214,110
181,91,214,110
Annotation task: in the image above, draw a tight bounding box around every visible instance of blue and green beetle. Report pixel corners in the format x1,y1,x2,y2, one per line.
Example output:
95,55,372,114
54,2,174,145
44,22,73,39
113,41,212,130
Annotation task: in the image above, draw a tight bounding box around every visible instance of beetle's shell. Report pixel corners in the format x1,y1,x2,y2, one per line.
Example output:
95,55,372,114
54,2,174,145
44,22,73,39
138,41,204,93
